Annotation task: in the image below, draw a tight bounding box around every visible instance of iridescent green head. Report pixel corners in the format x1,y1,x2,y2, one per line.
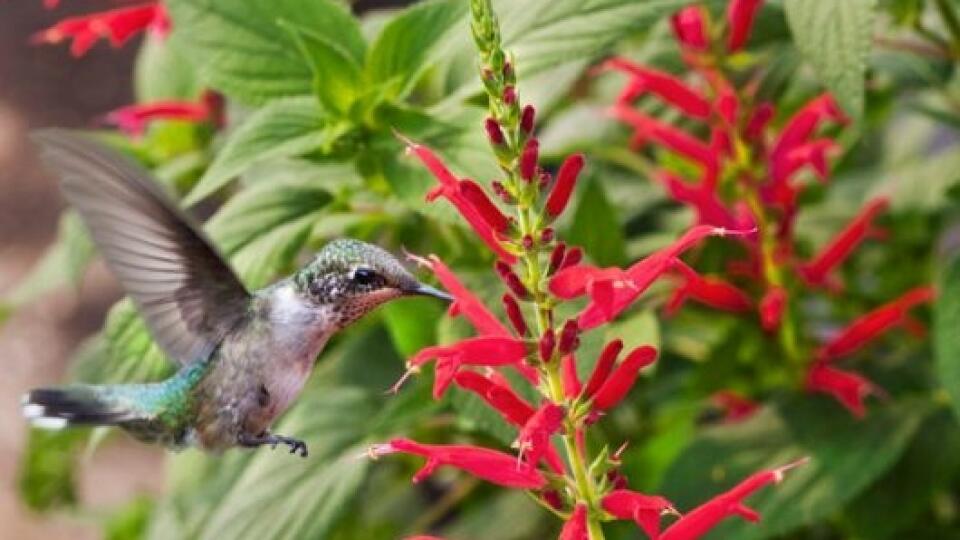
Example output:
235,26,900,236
294,239,450,325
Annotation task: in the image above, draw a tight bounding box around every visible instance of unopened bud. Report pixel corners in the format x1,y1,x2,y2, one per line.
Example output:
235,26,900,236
484,117,505,145
540,228,555,244
503,85,517,105
539,328,556,363
548,242,567,274
538,170,552,189
520,139,539,181
495,261,530,299
502,294,528,336
558,319,580,355
522,234,534,250
520,105,536,135
560,247,583,269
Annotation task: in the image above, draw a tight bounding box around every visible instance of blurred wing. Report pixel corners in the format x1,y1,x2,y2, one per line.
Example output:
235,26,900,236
32,129,251,366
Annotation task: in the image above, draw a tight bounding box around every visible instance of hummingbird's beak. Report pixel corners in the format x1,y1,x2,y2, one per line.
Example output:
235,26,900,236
408,283,454,302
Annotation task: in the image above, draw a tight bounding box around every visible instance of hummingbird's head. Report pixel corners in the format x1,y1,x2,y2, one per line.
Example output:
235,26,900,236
294,239,451,328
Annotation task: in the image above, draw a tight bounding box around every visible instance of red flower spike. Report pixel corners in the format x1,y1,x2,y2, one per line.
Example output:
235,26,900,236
558,319,580,355
726,0,764,52
520,139,540,181
603,58,711,119
560,504,589,540
453,371,535,426
806,363,878,417
744,103,775,141
409,336,529,398
759,286,788,331
609,106,717,171
539,328,556,363
515,402,565,467
561,354,583,399
520,104,536,134
770,94,847,166
502,294,528,336
671,6,709,50
602,489,677,540
592,346,658,411
660,460,808,540
104,99,211,137
374,438,546,489
665,260,752,316
781,139,839,183
484,117,506,145
711,390,760,423
545,153,585,218
817,286,935,361
408,140,517,263
413,254,511,337
583,339,624,398
33,4,168,58
799,198,889,288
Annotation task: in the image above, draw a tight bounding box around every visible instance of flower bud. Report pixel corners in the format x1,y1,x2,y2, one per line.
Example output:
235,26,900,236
546,153,585,218
520,139,539,181
560,354,581,399
548,242,567,274
503,85,517,105
484,117,505,145
539,328,556,363
540,227,555,244
495,261,530,299
491,180,514,204
502,293,528,336
560,246,583,269
538,170,552,189
592,346,657,410
522,234,535,250
558,319,580,355
582,339,623,398
520,104,536,135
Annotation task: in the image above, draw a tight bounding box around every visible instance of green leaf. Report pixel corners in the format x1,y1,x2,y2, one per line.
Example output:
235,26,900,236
186,97,327,205
3,212,93,308
134,31,200,102
366,0,468,100
97,301,177,385
17,428,85,511
208,179,333,289
660,397,928,539
567,176,626,267
381,298,444,358
166,0,364,104
784,0,876,120
936,253,960,423
281,20,364,116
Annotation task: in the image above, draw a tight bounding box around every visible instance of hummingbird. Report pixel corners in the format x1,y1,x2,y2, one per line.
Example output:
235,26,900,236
21,130,452,457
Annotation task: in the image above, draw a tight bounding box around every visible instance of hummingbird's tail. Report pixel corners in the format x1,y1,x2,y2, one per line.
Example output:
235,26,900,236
21,386,137,429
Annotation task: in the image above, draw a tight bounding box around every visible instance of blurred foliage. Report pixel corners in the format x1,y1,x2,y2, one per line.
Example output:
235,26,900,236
8,0,960,538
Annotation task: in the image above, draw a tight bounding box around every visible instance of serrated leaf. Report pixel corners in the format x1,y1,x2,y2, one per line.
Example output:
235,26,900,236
186,97,327,205
166,0,364,104
281,20,364,116
660,397,928,539
785,0,876,120
134,31,200,102
365,0,467,100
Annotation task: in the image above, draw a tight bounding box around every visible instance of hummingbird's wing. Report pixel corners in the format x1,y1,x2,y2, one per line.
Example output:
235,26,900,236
32,129,252,366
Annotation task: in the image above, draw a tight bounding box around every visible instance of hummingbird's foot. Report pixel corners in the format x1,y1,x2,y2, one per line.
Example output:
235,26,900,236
239,432,309,458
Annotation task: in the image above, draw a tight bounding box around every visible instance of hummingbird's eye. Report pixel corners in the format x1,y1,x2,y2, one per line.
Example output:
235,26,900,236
351,267,379,286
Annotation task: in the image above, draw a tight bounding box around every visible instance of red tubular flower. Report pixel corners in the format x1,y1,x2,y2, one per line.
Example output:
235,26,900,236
561,247,583,270
665,260,752,316
726,0,763,52
495,261,531,299
759,286,787,331
32,3,169,57
413,254,511,337
458,179,512,234
409,336,529,398
770,94,847,166
105,91,225,136
561,354,582,399
545,153,585,218
799,198,889,288
604,58,711,119
592,346,658,411
817,286,935,361
661,460,807,540
372,438,546,489
656,171,745,230
781,139,840,183
609,106,717,171
559,504,588,540
515,402,565,467
711,390,760,423
453,371,535,426
407,140,517,263
558,319,580,355
671,6,709,50
744,103,774,141
602,489,677,540
582,339,624,399
806,363,878,417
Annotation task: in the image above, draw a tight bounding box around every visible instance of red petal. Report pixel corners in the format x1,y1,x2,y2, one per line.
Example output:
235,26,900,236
661,460,807,540
559,504,589,540
516,402,566,467
799,198,888,287
592,346,658,411
561,354,583,399
671,6,709,50
726,0,764,52
609,106,717,171
582,339,624,399
459,179,511,234
666,260,752,315
817,286,935,361
545,153,585,218
105,100,211,137
602,489,676,539
417,255,511,337
710,390,760,423
770,94,847,166
604,58,711,119
453,371,535,426
806,364,877,417
33,4,165,58
386,438,546,489
410,337,529,398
